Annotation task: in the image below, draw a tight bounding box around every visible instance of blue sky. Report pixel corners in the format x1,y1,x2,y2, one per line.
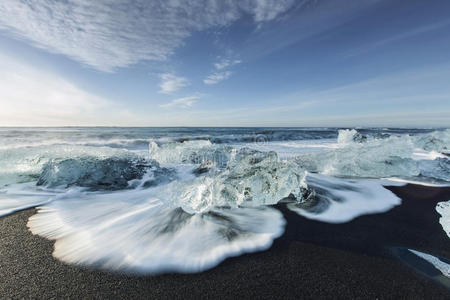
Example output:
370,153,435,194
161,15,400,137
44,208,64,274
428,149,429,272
0,0,449,127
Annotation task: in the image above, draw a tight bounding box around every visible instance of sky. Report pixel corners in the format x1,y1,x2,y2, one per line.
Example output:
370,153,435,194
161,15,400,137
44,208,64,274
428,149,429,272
0,0,449,127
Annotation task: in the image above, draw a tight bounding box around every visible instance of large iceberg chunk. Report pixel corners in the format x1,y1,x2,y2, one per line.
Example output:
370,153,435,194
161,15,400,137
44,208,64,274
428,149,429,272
37,156,152,190
160,148,306,213
294,129,450,183
37,156,177,191
436,200,450,238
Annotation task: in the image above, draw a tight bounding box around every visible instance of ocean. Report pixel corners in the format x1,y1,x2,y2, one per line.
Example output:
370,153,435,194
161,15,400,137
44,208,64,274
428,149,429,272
0,127,449,274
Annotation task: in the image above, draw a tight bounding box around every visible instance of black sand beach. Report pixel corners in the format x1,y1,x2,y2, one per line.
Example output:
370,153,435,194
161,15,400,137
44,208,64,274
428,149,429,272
1,184,450,299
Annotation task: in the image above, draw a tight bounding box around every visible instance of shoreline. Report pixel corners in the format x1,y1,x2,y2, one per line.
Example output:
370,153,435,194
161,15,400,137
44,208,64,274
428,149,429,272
1,184,450,298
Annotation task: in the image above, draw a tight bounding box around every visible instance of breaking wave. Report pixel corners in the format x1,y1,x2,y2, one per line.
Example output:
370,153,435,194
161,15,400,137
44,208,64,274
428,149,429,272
295,129,450,184
287,172,402,223
24,147,404,273
28,194,285,274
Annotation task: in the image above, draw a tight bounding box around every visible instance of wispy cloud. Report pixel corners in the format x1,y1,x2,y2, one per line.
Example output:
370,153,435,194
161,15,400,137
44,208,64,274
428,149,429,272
0,1,295,72
159,74,189,94
343,20,450,58
246,0,295,22
214,59,242,70
205,58,241,84
204,71,233,85
240,0,383,61
160,96,199,109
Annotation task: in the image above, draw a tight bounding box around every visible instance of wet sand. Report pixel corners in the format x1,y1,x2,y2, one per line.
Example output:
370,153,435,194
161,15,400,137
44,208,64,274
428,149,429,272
1,184,450,299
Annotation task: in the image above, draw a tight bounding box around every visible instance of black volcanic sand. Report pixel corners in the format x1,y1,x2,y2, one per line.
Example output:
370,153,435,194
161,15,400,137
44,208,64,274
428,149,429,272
1,184,450,299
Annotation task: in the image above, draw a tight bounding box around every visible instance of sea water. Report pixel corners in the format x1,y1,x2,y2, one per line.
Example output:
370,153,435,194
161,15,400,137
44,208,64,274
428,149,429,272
0,127,449,273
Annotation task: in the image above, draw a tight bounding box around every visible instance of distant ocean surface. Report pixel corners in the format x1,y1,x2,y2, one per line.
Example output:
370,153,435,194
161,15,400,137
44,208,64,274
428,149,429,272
0,127,449,274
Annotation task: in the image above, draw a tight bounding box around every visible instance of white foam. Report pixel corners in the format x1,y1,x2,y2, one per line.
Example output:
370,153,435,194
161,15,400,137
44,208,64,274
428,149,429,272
25,148,303,273
0,183,57,216
149,140,216,164
412,149,447,161
436,200,450,238
233,139,339,159
383,177,450,187
337,129,358,144
409,249,450,278
28,188,285,274
288,173,403,223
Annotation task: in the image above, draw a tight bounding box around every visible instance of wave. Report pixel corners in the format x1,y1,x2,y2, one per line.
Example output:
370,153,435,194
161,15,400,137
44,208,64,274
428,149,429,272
0,127,449,274
27,189,285,274
3,145,406,274
0,128,342,152
1,128,447,188
0,138,151,151
25,169,404,274
149,140,232,166
287,173,403,223
0,182,57,216
294,129,450,184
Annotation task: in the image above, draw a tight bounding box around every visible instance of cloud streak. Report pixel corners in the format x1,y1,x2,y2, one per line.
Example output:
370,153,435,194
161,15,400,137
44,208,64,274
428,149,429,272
204,58,242,84
204,71,233,85
160,96,199,109
159,74,189,94
214,59,242,70
0,0,295,72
